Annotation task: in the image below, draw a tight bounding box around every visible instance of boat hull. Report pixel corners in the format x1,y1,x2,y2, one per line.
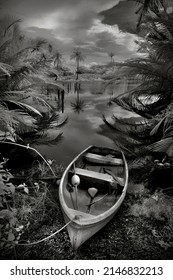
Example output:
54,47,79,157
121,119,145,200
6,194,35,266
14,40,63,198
59,145,128,250
62,205,121,250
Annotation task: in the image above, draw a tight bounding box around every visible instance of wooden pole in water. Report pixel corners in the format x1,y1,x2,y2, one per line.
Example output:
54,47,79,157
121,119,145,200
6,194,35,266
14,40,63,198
47,86,49,95
61,90,64,113
57,89,60,100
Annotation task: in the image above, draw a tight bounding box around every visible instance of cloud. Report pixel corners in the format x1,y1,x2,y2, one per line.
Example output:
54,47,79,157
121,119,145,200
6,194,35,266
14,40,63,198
2,0,120,18
1,0,140,63
86,19,139,60
88,19,138,50
99,0,139,34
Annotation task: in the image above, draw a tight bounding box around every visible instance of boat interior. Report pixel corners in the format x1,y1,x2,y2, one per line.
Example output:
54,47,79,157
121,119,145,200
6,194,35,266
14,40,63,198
63,147,125,216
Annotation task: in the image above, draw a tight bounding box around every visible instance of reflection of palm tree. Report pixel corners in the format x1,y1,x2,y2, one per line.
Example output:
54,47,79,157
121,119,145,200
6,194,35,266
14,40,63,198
71,98,86,113
108,52,115,63
70,48,85,80
71,83,86,113
54,51,62,70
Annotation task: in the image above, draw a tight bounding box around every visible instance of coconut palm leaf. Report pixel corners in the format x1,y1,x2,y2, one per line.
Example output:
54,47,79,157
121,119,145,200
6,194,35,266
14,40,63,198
105,1,173,159
11,110,38,135
30,38,47,53
150,116,173,137
3,90,54,111
0,15,68,145
21,78,67,93
163,130,173,138
0,62,13,76
23,95,54,111
0,105,14,135
148,137,173,155
0,17,21,37
150,116,166,136
103,114,153,144
70,48,85,62
129,0,166,27
39,112,68,130
5,100,43,117
24,130,63,146
0,105,37,139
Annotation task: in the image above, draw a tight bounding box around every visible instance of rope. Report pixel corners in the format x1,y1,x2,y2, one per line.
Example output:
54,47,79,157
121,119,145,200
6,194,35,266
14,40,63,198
86,193,108,207
17,218,76,246
0,141,56,177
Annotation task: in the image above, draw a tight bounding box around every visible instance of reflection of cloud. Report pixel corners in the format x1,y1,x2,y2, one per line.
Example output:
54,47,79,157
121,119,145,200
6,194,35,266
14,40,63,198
85,114,103,129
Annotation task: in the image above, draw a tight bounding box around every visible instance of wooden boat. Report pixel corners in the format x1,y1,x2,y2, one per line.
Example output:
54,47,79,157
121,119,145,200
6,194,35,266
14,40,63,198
59,145,128,250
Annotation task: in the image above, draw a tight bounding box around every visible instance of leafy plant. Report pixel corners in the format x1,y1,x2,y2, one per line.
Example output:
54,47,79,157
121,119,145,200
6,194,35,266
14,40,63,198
0,15,67,144
104,0,173,160
0,157,23,248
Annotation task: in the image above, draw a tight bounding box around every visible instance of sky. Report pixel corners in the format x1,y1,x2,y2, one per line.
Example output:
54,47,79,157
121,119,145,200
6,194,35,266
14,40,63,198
0,0,141,65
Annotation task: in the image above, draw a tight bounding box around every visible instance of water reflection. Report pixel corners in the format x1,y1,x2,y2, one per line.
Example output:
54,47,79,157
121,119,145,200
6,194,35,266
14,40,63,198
36,80,134,165
107,90,114,106
71,82,86,113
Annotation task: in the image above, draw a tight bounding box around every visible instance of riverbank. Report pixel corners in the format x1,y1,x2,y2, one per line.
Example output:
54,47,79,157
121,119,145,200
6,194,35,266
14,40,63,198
1,177,173,260
58,73,112,82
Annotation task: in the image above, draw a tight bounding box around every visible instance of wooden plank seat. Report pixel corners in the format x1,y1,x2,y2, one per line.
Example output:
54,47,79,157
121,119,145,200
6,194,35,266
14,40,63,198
84,153,123,165
75,168,114,183
74,168,125,187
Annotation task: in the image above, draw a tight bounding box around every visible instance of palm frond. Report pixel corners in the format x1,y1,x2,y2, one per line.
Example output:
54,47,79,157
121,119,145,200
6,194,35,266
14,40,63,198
150,116,166,136
0,18,21,37
0,62,13,76
70,48,85,62
129,0,166,27
103,114,152,144
3,90,54,112
21,78,67,94
39,112,68,130
11,110,38,135
24,130,63,146
0,104,14,134
6,100,43,117
148,137,173,156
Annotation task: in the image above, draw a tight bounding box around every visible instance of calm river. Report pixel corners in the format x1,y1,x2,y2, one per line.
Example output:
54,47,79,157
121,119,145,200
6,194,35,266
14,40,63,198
36,80,137,166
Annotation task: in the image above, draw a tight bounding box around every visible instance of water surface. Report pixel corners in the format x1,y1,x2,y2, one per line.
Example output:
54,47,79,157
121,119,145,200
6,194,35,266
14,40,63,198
37,81,137,166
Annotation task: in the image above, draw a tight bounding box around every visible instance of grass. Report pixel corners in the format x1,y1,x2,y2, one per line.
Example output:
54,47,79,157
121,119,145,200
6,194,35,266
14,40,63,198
128,190,173,251
0,156,64,256
1,182,173,260
1,153,173,260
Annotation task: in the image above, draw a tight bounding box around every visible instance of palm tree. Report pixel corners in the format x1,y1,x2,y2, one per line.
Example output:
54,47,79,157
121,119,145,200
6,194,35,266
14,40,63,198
70,48,85,80
108,52,115,63
0,15,67,143
53,51,62,70
130,0,166,27
104,0,173,159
